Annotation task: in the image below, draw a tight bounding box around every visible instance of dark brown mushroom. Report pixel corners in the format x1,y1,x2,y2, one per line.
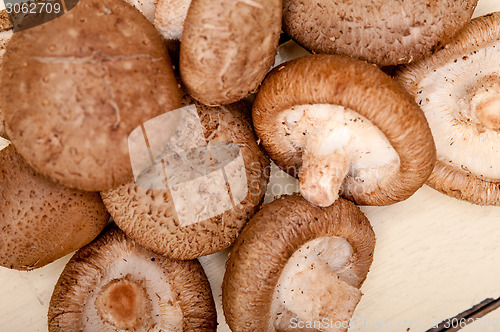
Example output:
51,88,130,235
0,0,181,191
180,0,281,106
253,54,436,206
222,194,375,332
0,133,109,270
48,227,217,331
101,97,269,260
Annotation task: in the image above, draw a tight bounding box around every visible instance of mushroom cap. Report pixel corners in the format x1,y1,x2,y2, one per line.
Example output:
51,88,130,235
396,12,500,205
180,0,281,106
48,227,217,331
283,0,478,66
253,54,436,206
101,99,269,260
0,0,181,191
0,136,109,270
222,194,375,331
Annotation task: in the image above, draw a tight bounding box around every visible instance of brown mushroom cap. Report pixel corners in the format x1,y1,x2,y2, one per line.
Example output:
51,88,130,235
283,0,478,66
222,194,375,331
0,0,181,191
101,98,269,260
0,135,109,270
180,0,281,106
48,227,217,331
396,12,500,205
253,54,436,206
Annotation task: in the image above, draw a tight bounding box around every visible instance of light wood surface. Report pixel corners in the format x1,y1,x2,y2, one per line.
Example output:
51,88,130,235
1,1,500,331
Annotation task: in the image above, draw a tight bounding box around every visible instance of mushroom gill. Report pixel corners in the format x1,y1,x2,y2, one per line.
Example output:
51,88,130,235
48,228,217,331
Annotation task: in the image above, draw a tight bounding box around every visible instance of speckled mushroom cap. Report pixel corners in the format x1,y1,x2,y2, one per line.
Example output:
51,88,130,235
180,0,281,106
283,0,478,66
222,195,375,332
396,12,500,205
0,131,109,270
101,98,269,260
253,54,436,207
48,228,217,331
0,0,181,191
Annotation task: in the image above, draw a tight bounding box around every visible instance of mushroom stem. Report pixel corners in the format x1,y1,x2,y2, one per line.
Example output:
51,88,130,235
476,95,500,130
470,74,500,130
299,134,351,207
95,278,150,330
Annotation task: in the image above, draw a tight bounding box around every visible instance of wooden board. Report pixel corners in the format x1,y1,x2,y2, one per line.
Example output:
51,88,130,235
1,1,500,331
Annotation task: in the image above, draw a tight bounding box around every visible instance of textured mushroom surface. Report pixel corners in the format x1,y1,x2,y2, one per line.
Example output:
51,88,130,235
397,12,500,205
0,135,109,270
48,228,216,331
180,0,281,106
222,195,375,332
253,54,436,206
283,0,478,66
0,0,181,191
102,99,269,260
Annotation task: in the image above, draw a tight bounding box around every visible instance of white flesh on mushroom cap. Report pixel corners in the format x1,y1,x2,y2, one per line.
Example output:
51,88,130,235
279,105,400,207
270,237,360,331
81,253,183,331
154,0,192,40
417,40,500,181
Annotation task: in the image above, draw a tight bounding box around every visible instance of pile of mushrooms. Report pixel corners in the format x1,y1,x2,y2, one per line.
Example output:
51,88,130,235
0,0,498,331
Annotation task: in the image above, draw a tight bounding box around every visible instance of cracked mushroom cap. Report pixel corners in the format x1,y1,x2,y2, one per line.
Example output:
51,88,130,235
101,99,269,260
222,195,375,332
253,54,436,207
48,228,217,331
283,0,478,66
180,0,281,106
0,0,181,191
396,12,500,205
0,132,109,270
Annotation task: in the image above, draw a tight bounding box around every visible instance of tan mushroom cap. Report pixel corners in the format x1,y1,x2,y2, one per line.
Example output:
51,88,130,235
0,134,109,270
48,227,217,331
101,98,269,260
253,54,436,206
1,0,181,191
180,0,281,106
222,194,375,332
283,0,478,66
396,12,500,205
